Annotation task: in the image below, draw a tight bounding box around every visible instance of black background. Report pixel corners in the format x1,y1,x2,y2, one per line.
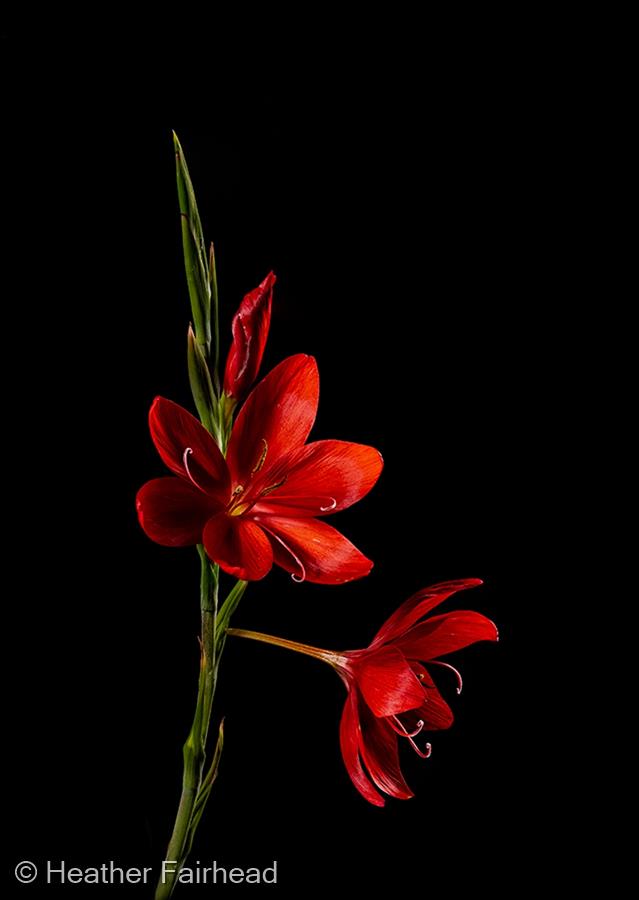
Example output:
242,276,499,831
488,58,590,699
8,109,541,895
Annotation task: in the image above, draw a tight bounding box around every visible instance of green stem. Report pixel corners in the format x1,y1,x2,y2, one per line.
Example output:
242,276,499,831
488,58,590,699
199,548,218,741
155,557,246,900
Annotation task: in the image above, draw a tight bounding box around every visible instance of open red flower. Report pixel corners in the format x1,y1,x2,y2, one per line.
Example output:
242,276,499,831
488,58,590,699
223,271,275,403
228,578,497,805
337,578,497,806
137,354,383,583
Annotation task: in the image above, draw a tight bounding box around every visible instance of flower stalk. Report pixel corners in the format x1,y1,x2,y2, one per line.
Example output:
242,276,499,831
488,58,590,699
155,136,247,898
155,552,246,900
226,627,346,668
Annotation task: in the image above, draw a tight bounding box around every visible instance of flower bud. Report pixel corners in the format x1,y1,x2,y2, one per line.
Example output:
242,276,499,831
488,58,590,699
223,272,275,402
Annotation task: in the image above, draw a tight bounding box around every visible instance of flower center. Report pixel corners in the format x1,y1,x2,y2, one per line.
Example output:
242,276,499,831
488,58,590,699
225,439,287,517
228,485,248,516
183,441,340,517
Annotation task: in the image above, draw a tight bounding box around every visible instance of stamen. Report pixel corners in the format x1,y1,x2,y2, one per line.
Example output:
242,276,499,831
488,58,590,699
428,660,463,694
319,497,337,511
182,448,205,491
264,529,307,583
409,738,432,759
252,439,268,475
226,484,246,515
259,477,287,498
390,715,424,738
391,715,432,758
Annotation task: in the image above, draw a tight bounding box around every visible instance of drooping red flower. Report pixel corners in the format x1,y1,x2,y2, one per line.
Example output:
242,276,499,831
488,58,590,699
223,271,275,402
137,354,383,583
336,578,498,806
229,578,497,805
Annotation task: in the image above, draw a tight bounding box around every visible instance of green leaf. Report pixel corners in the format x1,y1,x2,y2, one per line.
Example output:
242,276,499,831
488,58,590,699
187,325,217,435
200,718,225,799
173,131,211,350
183,719,225,859
209,242,220,386
215,580,248,651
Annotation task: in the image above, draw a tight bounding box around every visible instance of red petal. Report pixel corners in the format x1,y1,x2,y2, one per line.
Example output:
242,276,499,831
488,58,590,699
226,355,319,485
136,477,218,546
339,691,385,807
223,271,275,402
251,440,383,517
357,695,414,800
149,397,230,501
203,514,273,581
395,610,499,660
354,647,424,717
370,579,484,648
409,663,454,730
257,515,373,585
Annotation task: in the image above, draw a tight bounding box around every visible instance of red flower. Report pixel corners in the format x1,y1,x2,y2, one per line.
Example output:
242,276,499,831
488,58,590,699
137,354,383,583
337,578,497,806
223,271,275,402
229,579,497,805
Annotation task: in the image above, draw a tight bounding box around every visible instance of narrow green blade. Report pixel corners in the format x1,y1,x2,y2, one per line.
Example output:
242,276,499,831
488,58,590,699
173,132,211,350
